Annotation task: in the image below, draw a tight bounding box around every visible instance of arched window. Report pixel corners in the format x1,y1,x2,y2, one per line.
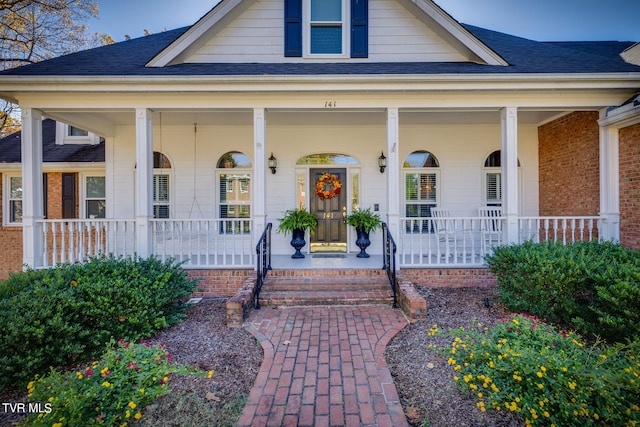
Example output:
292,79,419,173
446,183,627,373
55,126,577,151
403,151,440,219
483,150,520,207
217,151,252,227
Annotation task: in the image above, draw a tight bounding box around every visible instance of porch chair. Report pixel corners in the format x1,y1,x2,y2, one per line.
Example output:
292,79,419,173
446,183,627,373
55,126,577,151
478,207,502,255
430,208,456,259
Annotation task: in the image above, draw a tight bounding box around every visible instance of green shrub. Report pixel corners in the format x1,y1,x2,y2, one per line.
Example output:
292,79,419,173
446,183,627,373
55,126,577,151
22,339,206,426
0,256,197,391
447,314,640,427
485,241,640,342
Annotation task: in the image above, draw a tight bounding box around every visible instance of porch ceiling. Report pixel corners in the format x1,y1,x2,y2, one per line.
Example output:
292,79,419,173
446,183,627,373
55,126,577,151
43,108,573,137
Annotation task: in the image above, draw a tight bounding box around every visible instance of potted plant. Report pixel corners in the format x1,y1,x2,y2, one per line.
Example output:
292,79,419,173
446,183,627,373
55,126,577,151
277,208,318,258
346,207,381,258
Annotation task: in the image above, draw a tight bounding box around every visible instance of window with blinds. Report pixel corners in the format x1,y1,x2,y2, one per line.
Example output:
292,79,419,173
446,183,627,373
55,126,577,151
153,174,170,219
486,172,502,206
403,151,440,232
483,151,521,207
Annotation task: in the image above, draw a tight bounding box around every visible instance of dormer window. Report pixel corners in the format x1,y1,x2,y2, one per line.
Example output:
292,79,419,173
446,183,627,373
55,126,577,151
285,0,368,59
307,0,347,56
68,126,89,137
55,122,100,145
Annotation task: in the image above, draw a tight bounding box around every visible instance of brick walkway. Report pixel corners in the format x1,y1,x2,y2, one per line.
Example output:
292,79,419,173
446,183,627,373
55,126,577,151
238,306,410,427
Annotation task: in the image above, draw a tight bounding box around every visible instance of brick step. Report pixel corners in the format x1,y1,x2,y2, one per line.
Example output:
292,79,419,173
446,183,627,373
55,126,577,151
256,268,396,308
263,279,391,292
258,289,395,307
265,268,389,279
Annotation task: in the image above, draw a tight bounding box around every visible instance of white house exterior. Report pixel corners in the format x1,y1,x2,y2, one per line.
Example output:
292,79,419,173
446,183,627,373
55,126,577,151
1,0,639,283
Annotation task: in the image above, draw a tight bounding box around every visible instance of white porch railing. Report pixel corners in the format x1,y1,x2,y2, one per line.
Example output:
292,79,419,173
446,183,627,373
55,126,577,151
39,216,601,270
398,216,601,267
151,218,254,268
40,219,136,268
518,216,601,244
399,217,487,267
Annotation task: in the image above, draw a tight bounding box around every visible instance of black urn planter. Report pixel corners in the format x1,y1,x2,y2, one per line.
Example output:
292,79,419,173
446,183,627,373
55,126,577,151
290,228,307,258
355,227,371,258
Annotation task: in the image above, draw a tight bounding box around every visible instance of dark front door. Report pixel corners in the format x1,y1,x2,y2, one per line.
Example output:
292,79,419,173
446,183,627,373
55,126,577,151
310,168,347,252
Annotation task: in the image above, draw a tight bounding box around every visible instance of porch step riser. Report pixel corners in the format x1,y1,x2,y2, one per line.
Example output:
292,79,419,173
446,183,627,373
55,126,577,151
266,269,389,279
263,282,390,292
259,291,394,307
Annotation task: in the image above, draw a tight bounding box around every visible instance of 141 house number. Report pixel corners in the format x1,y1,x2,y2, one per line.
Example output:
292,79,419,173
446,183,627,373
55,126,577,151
324,101,337,108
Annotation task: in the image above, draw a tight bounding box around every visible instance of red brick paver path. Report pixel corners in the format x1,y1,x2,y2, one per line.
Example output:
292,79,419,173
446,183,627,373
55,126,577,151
238,306,410,427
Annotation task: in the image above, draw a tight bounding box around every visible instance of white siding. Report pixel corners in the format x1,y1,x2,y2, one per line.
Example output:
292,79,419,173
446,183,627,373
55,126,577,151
110,111,540,256
185,0,469,63
400,122,539,217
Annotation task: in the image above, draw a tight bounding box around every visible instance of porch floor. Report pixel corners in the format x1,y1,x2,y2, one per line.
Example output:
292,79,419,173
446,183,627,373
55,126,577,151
270,254,384,270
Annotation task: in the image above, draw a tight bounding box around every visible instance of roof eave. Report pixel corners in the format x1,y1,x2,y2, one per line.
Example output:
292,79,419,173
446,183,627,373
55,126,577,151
2,72,640,92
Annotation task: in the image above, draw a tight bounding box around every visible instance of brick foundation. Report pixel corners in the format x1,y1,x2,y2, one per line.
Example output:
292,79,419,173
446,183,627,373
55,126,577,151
620,123,640,249
187,269,254,297
538,111,600,216
402,267,497,288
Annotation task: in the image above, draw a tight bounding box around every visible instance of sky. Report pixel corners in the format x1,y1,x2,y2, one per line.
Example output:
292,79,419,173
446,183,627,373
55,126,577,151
87,0,640,43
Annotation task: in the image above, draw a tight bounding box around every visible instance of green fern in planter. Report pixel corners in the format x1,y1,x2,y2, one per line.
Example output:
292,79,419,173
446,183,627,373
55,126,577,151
346,208,381,233
276,209,318,235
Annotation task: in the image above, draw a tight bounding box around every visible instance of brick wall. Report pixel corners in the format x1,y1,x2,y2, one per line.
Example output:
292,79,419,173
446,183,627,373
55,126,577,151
47,172,63,218
402,268,497,288
619,123,640,249
0,172,77,280
187,269,255,297
538,111,600,216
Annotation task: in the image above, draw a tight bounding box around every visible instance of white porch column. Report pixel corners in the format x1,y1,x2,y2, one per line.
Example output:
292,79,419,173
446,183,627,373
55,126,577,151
599,117,620,241
386,108,401,239
135,108,153,257
501,107,519,244
253,108,267,239
21,108,44,269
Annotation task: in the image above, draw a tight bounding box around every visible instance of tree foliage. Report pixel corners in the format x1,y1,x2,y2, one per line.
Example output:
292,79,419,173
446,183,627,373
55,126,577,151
0,0,114,137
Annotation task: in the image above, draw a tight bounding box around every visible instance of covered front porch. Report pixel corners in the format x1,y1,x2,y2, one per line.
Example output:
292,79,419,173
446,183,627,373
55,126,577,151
19,101,622,272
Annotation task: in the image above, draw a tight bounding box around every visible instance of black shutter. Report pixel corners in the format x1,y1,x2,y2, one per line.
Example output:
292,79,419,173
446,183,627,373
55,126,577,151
42,173,48,219
62,173,76,219
351,0,368,58
284,0,302,57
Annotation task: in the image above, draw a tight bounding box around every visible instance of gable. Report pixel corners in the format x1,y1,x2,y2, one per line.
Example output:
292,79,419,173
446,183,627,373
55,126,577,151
148,0,506,66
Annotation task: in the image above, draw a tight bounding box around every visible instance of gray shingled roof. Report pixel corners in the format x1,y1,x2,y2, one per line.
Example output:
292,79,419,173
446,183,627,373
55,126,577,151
0,119,105,164
0,24,638,77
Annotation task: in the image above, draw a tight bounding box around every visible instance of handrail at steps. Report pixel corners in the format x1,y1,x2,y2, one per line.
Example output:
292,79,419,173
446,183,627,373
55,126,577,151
254,222,272,309
382,223,398,308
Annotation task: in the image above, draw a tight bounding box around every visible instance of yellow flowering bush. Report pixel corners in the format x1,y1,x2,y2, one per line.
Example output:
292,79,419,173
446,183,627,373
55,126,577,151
22,339,203,426
448,314,640,427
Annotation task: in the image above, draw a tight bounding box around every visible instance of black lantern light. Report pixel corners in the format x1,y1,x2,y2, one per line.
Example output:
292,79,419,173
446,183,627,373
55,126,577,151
378,152,387,173
268,153,277,174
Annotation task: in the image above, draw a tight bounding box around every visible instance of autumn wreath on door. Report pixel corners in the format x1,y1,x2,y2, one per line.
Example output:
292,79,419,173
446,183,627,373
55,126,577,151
316,172,342,199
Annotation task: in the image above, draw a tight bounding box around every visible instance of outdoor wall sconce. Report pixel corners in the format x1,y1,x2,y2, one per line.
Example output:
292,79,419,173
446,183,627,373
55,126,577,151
268,153,278,174
378,152,387,173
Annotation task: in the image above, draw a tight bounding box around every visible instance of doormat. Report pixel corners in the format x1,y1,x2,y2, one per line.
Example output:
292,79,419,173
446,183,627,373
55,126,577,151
312,254,347,258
